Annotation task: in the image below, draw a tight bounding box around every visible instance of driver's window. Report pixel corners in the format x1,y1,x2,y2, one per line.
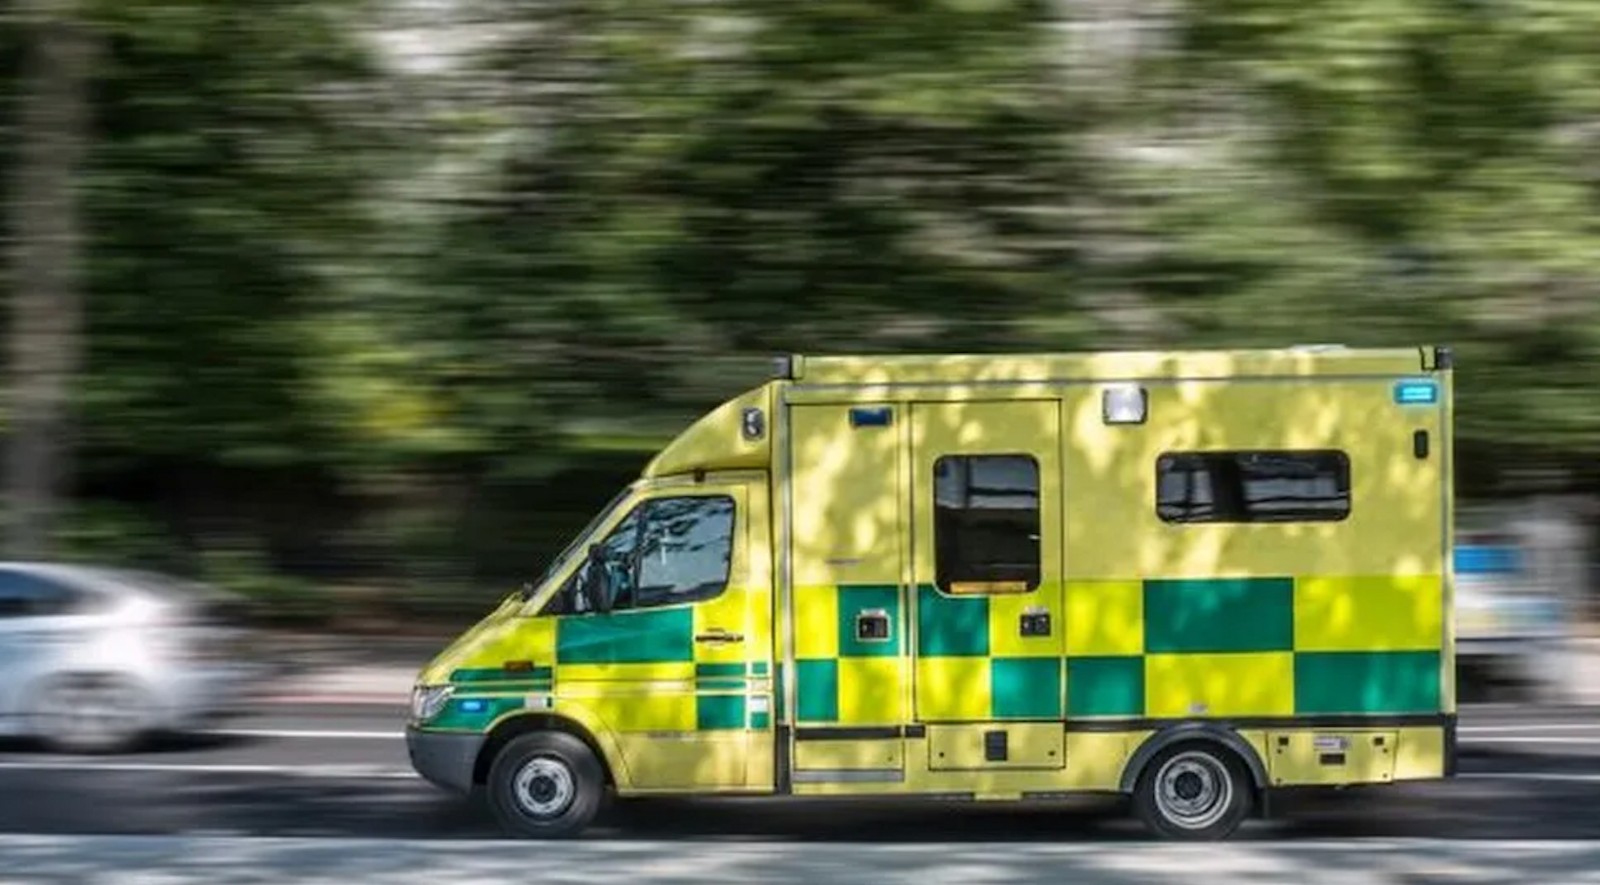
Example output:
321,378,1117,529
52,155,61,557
545,493,735,616
635,495,736,608
544,507,641,616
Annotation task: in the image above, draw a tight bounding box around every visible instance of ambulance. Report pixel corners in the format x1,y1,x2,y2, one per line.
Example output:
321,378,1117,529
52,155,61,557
405,346,1458,841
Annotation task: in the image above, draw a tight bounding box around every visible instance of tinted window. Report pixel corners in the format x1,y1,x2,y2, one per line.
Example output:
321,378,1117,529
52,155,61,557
933,455,1041,592
0,570,83,618
634,496,736,608
1157,450,1351,524
548,494,735,615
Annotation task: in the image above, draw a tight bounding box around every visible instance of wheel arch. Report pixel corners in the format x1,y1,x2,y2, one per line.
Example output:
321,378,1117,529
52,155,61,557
473,711,625,789
1118,722,1269,795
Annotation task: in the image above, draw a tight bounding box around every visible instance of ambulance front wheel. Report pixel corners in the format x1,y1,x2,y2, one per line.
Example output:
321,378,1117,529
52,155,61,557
486,731,605,839
1132,742,1254,841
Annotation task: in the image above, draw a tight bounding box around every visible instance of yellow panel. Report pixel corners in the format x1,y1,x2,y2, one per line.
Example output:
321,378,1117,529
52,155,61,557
421,612,557,685
915,657,991,721
694,586,753,665
1294,575,1443,652
581,691,695,732
790,405,902,588
1144,652,1294,718
989,584,1064,658
1064,581,1144,656
795,739,905,771
1267,730,1398,786
927,723,1065,771
837,657,907,725
556,662,695,684
642,384,772,479
1064,732,1139,790
793,585,839,660
614,733,749,790
1393,726,1446,781
745,733,776,791
1063,379,1444,582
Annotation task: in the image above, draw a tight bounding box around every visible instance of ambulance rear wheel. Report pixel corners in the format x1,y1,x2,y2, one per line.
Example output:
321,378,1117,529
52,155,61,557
486,731,604,839
1133,743,1253,841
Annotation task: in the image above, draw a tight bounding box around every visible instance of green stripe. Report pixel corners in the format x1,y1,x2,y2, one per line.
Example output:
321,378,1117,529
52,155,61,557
992,657,1062,718
1066,656,1144,717
556,607,694,664
445,681,552,694
1294,651,1441,715
697,694,746,731
695,662,747,678
751,710,771,730
796,659,838,722
838,585,901,658
427,696,529,731
451,666,553,683
916,584,990,657
753,661,770,677
695,678,748,690
1143,578,1293,654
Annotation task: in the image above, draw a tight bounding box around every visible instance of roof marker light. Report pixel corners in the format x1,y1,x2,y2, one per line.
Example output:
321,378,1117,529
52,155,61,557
1394,380,1439,405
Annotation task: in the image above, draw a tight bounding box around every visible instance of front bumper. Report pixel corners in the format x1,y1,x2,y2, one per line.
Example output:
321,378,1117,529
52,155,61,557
406,726,485,794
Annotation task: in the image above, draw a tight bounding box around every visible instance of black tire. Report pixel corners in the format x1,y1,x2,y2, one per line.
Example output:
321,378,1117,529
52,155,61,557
1132,741,1254,841
485,731,605,839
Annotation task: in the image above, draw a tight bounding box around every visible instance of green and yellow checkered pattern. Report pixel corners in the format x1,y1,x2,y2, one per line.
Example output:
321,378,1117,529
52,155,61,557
793,576,1444,725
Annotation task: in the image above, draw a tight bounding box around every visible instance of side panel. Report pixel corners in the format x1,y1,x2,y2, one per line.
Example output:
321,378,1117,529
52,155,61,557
788,403,910,781
1061,375,1450,784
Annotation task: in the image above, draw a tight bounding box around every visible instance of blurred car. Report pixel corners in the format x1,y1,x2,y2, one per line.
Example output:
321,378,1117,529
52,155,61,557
0,562,262,753
1453,535,1574,701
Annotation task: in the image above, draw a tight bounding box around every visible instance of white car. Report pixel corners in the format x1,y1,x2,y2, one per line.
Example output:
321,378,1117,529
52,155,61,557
0,562,261,753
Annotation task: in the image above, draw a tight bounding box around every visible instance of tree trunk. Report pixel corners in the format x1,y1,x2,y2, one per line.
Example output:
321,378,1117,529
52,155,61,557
5,1,95,557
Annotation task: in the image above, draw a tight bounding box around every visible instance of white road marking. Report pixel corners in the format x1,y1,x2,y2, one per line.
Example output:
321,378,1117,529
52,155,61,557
206,728,403,740
1460,772,1600,784
0,761,418,779
1458,736,1600,745
1461,724,1600,733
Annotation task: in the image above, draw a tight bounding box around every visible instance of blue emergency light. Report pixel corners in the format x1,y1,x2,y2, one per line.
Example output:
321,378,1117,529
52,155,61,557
1394,380,1439,405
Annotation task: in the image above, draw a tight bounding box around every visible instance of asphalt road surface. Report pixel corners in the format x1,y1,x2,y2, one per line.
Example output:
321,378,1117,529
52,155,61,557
0,703,1598,843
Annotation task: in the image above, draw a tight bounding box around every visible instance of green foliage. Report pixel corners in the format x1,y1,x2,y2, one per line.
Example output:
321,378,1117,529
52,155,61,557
5,0,1600,617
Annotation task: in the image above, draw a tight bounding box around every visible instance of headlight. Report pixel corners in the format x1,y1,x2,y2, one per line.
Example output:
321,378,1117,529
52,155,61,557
410,684,454,723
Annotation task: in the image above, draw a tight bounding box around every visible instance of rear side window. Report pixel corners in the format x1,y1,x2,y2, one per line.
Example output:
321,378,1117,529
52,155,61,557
933,454,1042,592
0,571,85,618
1157,450,1352,524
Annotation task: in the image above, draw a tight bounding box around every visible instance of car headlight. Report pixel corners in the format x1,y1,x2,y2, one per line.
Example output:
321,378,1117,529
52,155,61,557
410,684,454,723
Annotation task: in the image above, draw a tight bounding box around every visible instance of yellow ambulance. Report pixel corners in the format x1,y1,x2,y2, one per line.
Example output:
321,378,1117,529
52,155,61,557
405,345,1458,840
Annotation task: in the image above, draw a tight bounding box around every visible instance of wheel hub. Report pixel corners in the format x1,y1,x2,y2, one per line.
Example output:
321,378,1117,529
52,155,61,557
512,756,576,819
1153,751,1234,830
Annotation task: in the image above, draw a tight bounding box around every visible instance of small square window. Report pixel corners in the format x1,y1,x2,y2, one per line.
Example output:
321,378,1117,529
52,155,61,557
1102,385,1148,425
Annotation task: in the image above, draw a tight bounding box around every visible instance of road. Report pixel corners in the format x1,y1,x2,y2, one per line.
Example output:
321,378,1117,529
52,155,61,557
0,703,1598,841
3,704,1600,882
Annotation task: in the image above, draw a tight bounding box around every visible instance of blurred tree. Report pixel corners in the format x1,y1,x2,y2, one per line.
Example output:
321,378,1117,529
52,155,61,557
4,0,1600,616
4,0,96,556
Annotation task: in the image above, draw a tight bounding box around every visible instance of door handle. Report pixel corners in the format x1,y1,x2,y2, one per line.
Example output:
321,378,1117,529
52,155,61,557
695,628,744,644
855,609,892,642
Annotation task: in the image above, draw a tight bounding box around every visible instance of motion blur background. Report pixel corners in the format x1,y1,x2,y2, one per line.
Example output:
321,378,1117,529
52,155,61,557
2,0,1598,671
